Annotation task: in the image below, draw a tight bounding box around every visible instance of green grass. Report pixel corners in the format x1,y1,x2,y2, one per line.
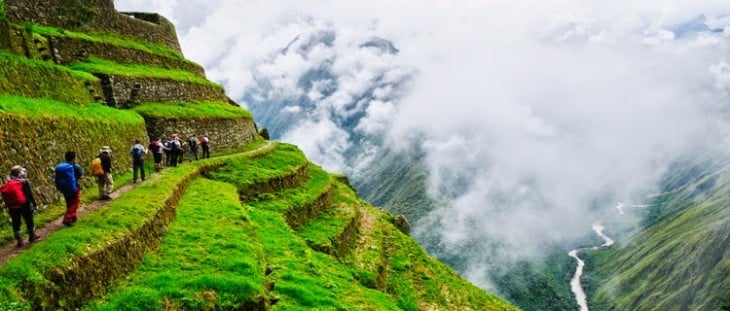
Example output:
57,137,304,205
248,164,331,214
0,95,141,122
69,58,222,90
27,24,188,62
0,50,96,81
208,143,308,192
85,178,265,310
250,208,400,310
133,101,252,119
298,181,360,254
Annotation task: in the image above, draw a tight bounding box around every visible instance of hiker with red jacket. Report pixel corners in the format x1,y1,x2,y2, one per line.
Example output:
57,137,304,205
1,165,40,247
55,151,83,226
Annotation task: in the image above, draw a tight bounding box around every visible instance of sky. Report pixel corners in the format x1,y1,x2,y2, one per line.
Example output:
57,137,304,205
117,0,730,290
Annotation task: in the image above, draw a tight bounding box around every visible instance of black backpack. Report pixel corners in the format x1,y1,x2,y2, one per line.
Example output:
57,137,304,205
132,145,143,159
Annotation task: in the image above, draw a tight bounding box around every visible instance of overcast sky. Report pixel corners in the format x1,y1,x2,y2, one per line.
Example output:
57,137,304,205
117,0,730,290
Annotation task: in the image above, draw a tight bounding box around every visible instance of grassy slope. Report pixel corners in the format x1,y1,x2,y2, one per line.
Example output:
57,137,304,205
85,178,265,310
587,160,730,311
70,58,222,89
133,101,252,119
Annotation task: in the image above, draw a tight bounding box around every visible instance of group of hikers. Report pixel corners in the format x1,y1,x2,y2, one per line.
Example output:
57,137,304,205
0,133,211,247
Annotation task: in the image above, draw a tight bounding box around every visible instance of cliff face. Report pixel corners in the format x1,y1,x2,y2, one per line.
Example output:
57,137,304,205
0,1,516,310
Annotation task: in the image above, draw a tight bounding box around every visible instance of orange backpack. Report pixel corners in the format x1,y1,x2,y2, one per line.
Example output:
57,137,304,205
91,158,104,176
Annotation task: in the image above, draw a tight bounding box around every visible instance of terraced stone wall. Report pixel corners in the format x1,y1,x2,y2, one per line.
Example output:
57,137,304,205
0,52,101,105
4,0,181,52
98,74,226,108
144,116,259,151
0,114,147,204
46,35,205,75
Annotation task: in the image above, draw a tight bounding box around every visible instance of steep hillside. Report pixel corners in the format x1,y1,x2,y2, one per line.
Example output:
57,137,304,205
0,1,516,310
585,157,730,310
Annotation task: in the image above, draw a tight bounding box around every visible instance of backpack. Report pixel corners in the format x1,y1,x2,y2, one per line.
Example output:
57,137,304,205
188,138,197,149
149,142,160,153
170,140,180,151
91,158,104,176
0,179,26,209
132,145,143,160
55,162,78,193
200,136,209,144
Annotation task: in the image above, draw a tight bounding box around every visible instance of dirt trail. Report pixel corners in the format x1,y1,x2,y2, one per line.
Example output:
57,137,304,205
0,141,275,266
0,182,138,265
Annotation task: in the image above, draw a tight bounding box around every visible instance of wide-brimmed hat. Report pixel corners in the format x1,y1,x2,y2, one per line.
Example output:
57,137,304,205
9,165,23,176
99,146,112,153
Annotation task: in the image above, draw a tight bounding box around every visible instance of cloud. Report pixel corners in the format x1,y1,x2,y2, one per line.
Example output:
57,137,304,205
115,0,730,291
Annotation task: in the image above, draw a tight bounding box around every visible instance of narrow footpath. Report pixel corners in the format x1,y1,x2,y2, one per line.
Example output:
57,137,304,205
0,182,138,265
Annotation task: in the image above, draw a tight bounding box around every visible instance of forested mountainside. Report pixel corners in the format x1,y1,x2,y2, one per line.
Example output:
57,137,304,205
0,1,516,310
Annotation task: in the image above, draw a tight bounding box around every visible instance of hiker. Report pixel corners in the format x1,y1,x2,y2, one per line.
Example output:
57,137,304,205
130,140,147,183
149,137,164,172
97,146,114,200
177,136,185,165
164,136,172,167
55,151,83,226
188,135,199,161
200,134,210,159
169,135,181,167
1,165,40,247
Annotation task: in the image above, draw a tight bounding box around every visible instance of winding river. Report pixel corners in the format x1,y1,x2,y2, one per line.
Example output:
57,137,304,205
568,223,615,311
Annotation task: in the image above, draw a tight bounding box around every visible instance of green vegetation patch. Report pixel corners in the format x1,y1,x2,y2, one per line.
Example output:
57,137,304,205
251,208,400,310
85,178,265,310
133,101,252,119
0,51,97,105
209,143,308,192
69,58,222,90
0,95,142,122
298,182,360,255
379,210,516,310
248,163,331,214
27,24,187,61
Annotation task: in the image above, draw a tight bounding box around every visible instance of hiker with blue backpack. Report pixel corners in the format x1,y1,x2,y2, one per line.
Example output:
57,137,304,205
55,151,83,226
130,140,148,183
1,165,40,247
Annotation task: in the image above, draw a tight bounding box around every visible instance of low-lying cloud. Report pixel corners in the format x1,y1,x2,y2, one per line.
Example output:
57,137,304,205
117,0,730,291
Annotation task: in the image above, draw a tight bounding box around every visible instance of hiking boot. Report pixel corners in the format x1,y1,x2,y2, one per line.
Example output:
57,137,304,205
16,238,25,247
29,233,40,243
62,221,74,227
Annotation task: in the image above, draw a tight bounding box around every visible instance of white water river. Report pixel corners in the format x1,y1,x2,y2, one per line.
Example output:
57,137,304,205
568,223,615,311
